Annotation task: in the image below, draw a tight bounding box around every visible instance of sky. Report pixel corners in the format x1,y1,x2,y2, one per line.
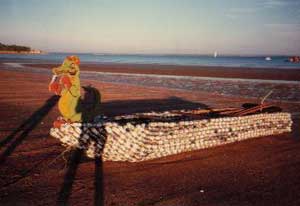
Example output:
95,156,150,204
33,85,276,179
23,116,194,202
0,0,300,55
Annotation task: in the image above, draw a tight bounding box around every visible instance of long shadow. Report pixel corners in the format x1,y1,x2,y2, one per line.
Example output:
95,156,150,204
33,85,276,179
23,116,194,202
57,148,83,205
0,95,59,148
56,91,209,206
94,156,104,206
0,95,59,165
100,96,210,117
92,123,107,206
291,116,300,140
56,139,105,206
57,86,105,206
93,96,208,206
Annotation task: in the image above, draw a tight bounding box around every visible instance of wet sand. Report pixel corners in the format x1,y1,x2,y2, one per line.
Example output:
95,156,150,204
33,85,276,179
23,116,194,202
28,63,300,81
8,62,300,102
0,65,300,205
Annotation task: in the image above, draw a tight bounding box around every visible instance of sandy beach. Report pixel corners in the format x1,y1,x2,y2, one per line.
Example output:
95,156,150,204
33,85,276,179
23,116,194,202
28,62,300,81
4,62,300,102
2,0,300,205
0,62,300,205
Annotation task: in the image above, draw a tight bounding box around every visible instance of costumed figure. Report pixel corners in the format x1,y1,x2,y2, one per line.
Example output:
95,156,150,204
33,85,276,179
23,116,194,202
49,56,101,128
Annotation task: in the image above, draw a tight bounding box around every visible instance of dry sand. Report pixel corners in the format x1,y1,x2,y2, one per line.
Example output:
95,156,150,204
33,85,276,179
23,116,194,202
0,63,300,206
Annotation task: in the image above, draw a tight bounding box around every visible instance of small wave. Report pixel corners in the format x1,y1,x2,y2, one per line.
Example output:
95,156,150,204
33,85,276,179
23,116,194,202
3,62,24,68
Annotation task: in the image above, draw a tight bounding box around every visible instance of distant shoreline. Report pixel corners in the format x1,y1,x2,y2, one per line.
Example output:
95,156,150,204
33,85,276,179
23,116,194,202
0,50,44,54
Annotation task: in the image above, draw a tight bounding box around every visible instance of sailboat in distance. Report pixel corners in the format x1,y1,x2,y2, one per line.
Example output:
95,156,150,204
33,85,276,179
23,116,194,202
214,51,218,58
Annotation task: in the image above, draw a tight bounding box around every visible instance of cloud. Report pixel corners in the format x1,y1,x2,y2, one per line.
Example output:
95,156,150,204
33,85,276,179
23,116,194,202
264,23,300,42
225,1,300,20
264,23,300,31
228,7,259,14
225,13,238,20
262,0,300,8
225,7,259,19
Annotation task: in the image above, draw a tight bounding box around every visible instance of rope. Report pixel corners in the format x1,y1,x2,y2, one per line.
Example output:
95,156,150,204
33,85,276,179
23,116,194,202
261,90,273,105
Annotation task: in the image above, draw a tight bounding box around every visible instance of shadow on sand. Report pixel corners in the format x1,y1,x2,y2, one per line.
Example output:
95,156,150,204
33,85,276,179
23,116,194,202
56,92,209,206
57,148,83,205
0,95,59,165
291,115,300,140
94,156,104,206
101,96,210,117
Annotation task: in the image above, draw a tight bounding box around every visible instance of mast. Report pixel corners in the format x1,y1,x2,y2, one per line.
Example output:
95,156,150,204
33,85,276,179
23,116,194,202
214,51,218,58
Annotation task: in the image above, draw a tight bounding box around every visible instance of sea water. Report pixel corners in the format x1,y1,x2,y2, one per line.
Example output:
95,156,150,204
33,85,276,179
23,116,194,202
0,53,299,69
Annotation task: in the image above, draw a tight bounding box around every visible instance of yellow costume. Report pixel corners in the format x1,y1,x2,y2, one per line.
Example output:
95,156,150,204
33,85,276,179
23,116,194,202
49,56,101,127
49,56,82,127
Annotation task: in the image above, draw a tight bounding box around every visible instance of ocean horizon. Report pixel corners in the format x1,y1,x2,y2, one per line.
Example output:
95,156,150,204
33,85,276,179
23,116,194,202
1,53,300,69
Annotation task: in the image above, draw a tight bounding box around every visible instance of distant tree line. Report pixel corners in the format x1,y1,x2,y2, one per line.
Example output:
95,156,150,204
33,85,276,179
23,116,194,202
0,42,31,52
